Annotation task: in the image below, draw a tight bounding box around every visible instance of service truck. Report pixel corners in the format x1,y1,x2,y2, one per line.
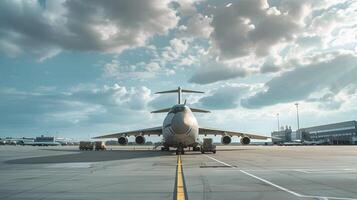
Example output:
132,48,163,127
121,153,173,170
79,141,94,150
95,141,107,151
201,138,216,154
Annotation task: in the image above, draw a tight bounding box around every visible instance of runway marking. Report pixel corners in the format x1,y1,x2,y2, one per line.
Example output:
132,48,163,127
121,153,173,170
240,170,357,200
239,170,302,196
293,169,310,173
175,155,187,200
204,155,357,200
214,168,357,174
203,155,236,168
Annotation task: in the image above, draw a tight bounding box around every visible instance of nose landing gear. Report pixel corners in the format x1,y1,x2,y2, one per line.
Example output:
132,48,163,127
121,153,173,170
176,146,185,155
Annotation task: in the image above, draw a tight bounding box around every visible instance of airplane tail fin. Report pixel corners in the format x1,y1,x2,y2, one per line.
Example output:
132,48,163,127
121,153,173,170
155,86,204,104
152,86,209,114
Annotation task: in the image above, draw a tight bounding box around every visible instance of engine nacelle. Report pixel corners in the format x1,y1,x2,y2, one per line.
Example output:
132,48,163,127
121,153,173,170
118,137,128,145
221,135,231,145
135,135,146,145
240,136,250,145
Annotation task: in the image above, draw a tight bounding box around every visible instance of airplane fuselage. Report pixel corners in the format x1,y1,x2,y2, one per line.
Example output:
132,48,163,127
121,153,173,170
162,104,200,148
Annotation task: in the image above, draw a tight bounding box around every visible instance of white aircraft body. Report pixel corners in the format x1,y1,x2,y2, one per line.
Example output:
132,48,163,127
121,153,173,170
94,87,269,154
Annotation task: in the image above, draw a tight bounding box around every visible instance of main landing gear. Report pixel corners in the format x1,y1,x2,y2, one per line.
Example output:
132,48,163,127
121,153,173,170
192,146,200,151
160,146,169,151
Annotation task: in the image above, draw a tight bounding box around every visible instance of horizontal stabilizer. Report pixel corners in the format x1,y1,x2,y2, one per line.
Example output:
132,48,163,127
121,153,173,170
181,89,204,93
155,88,204,94
155,86,205,104
190,107,210,113
155,89,178,94
151,108,171,113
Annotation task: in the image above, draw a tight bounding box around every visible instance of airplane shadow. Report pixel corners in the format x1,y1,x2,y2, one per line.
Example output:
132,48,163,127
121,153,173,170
5,149,174,164
215,148,257,152
5,147,257,164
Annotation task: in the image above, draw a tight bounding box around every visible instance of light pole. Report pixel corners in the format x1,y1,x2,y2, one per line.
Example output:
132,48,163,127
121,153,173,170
295,103,300,130
276,113,280,131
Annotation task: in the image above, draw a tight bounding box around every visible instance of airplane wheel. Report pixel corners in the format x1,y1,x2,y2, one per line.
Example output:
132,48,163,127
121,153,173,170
162,147,169,151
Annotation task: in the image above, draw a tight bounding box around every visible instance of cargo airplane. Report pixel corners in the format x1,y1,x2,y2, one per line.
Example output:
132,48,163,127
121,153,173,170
94,87,269,154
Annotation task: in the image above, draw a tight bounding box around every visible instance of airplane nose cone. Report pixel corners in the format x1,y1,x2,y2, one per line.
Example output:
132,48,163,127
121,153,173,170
171,113,191,134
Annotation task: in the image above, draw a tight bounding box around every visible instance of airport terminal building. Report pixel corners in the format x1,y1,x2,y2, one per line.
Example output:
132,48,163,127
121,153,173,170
271,126,292,144
300,120,357,144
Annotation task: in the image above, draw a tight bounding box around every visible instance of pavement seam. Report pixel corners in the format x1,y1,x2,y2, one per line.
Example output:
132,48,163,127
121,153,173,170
204,154,357,200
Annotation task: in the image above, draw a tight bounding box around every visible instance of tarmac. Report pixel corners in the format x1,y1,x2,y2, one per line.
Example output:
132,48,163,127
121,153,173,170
1,145,357,200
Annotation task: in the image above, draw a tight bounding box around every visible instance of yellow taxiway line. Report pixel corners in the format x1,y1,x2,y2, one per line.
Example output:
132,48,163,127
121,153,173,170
176,155,186,200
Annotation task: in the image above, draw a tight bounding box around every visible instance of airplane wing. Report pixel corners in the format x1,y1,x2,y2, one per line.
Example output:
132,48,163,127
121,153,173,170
199,127,269,140
93,126,162,138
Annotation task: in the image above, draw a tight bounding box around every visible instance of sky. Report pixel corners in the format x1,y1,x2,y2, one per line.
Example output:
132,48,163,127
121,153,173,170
0,0,356,140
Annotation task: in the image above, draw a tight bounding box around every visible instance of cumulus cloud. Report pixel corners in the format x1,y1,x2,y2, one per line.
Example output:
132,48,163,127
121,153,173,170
170,38,189,54
70,84,152,110
175,0,203,16
241,53,357,108
187,0,308,84
102,58,174,80
156,37,203,69
178,14,213,38
188,0,357,84
307,93,343,110
188,53,268,84
161,38,192,62
209,0,303,59
0,84,153,131
189,57,249,84
0,0,179,60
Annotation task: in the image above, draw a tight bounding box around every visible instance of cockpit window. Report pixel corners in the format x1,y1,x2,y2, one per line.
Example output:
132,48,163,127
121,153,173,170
170,106,186,113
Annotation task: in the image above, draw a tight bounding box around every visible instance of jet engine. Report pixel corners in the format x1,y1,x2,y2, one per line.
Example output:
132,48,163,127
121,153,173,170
135,135,146,145
118,136,128,145
240,136,250,145
221,135,231,145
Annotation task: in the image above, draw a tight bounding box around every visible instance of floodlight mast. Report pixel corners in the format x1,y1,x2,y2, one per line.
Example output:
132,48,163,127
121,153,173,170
295,103,300,130
276,113,280,131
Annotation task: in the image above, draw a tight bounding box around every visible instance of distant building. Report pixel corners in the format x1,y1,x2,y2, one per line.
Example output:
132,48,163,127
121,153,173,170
35,135,55,143
271,126,292,144
300,120,357,145
32,135,63,146
290,131,300,141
